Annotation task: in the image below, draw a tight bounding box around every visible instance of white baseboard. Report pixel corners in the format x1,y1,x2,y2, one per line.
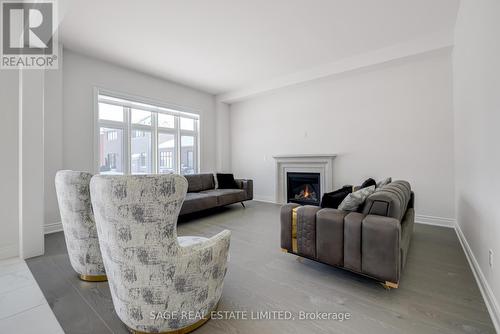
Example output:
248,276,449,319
44,222,63,234
455,223,500,333
415,214,455,228
0,243,19,260
252,197,278,204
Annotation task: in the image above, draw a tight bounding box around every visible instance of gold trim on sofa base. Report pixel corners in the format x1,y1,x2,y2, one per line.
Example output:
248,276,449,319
382,281,399,289
78,274,107,282
128,303,218,334
291,207,298,253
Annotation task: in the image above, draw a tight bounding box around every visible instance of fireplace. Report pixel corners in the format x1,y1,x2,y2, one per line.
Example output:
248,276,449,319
273,154,335,204
286,172,321,206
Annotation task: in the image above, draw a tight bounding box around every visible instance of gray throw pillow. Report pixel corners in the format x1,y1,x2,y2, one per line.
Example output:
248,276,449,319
376,177,392,188
338,185,375,211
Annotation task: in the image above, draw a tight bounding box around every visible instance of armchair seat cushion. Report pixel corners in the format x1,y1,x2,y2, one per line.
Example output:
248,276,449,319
178,236,208,247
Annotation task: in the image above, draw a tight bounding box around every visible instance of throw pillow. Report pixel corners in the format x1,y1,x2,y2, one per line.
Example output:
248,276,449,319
376,177,392,188
320,186,352,209
360,178,376,189
338,185,375,211
216,173,238,189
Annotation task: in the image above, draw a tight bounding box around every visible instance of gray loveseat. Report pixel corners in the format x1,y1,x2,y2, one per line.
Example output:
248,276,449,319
180,173,253,215
280,180,414,288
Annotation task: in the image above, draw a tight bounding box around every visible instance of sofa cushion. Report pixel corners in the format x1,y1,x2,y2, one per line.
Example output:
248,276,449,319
316,208,347,266
360,178,376,189
320,186,352,209
296,206,320,258
235,179,253,200
216,173,238,189
200,174,216,190
201,189,246,206
184,174,215,192
362,180,411,221
376,177,392,188
180,192,218,215
338,186,375,211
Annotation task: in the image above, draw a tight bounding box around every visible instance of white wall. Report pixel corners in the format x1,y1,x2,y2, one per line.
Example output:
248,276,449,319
44,62,63,233
62,49,217,174
453,0,500,328
0,70,20,259
0,70,45,259
230,49,455,222
19,70,45,258
215,100,231,172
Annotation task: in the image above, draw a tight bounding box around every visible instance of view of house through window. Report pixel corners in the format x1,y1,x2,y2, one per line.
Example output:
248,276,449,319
97,92,199,175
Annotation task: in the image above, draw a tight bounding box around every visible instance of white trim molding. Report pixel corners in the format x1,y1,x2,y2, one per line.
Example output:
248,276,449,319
273,154,336,205
455,223,500,333
414,214,455,228
44,222,63,235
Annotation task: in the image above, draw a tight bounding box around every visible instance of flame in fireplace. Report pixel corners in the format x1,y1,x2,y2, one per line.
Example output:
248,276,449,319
292,182,318,203
303,184,311,198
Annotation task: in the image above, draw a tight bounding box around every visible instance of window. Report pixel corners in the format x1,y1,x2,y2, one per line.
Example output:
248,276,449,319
132,130,146,138
99,103,123,122
181,135,196,175
107,130,118,141
158,114,175,128
131,130,152,174
99,127,123,174
107,153,117,169
158,133,176,174
159,151,173,169
96,91,199,175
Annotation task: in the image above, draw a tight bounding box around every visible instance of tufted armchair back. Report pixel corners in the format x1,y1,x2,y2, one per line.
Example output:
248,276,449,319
55,170,105,279
90,174,231,333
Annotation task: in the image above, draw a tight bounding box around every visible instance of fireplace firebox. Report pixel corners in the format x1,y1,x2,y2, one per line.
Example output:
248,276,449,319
286,172,321,206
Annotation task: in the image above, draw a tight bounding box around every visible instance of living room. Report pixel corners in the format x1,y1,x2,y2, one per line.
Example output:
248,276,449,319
0,0,498,333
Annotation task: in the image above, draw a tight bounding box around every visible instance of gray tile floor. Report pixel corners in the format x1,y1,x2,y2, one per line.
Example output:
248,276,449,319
27,201,495,334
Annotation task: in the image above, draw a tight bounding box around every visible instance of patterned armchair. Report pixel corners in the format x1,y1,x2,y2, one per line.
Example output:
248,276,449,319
90,174,231,334
54,170,106,281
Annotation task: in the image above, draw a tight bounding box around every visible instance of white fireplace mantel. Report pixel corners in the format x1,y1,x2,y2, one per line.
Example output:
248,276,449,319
273,154,336,204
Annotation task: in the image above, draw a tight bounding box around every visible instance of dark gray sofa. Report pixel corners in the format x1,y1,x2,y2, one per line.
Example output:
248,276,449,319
280,180,414,288
180,173,253,215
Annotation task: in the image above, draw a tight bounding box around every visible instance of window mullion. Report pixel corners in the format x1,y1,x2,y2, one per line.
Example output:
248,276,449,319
175,116,181,174
196,119,200,173
152,112,158,174
125,107,131,175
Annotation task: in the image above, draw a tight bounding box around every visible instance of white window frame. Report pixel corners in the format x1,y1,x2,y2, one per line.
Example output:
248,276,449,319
93,87,201,175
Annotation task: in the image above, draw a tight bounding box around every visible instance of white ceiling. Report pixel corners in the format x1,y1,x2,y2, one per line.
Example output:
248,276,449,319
60,0,459,95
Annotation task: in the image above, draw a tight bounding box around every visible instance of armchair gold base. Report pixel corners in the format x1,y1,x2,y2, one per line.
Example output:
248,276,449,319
78,274,108,282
